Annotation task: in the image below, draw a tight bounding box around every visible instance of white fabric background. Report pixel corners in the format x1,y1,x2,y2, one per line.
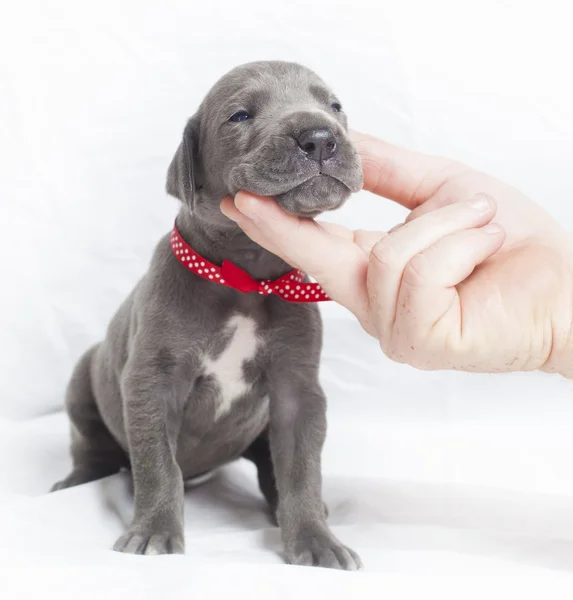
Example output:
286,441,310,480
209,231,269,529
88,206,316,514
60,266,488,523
1,0,573,597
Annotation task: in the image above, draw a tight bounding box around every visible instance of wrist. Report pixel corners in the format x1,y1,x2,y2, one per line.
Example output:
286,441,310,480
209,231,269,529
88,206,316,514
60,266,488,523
543,236,573,379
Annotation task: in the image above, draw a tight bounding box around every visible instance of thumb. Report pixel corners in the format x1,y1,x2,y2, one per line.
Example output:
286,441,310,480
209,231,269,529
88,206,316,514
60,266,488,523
221,192,371,323
350,130,460,210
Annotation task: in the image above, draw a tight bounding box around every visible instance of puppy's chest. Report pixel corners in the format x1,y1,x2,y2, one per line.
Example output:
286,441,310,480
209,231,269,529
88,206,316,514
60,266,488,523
200,314,266,418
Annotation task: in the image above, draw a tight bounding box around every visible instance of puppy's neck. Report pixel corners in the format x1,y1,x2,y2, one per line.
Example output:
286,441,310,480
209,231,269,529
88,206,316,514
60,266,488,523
175,207,294,281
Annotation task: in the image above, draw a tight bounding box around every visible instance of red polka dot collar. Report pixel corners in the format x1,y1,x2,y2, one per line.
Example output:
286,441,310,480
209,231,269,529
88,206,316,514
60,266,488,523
170,225,331,303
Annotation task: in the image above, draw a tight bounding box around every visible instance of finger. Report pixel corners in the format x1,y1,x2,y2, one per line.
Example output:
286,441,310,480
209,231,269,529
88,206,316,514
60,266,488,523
222,194,386,255
222,193,352,275
314,221,356,242
221,193,371,323
388,222,406,234
405,194,460,223
367,193,497,340
393,223,505,360
403,167,502,225
221,195,356,243
221,194,302,259
350,130,467,209
401,223,505,290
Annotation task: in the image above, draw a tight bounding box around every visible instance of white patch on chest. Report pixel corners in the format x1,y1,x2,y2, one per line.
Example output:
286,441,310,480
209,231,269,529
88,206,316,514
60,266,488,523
203,315,259,418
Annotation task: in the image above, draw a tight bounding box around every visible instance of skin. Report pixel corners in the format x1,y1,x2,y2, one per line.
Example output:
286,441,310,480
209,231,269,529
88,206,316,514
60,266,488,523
221,131,573,379
52,61,364,569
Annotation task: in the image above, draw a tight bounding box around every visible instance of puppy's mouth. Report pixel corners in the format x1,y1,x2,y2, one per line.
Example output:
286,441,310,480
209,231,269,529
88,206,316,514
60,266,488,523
229,152,362,195
273,172,353,218
283,172,345,194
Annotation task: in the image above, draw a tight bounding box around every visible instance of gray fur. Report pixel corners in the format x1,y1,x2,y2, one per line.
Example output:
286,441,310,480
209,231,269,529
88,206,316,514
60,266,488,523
52,61,363,569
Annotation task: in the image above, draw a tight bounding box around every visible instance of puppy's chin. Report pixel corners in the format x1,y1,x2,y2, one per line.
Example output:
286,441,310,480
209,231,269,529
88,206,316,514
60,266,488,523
275,175,350,218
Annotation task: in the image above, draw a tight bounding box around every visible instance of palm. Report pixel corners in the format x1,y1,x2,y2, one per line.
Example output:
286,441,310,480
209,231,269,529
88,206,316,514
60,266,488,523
450,245,558,371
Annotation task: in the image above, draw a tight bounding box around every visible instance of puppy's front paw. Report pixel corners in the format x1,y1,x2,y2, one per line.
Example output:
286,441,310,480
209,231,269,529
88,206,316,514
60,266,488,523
285,525,362,570
113,528,184,555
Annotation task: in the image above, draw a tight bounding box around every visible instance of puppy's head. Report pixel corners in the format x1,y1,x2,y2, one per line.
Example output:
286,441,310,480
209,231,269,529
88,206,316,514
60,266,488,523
167,61,363,225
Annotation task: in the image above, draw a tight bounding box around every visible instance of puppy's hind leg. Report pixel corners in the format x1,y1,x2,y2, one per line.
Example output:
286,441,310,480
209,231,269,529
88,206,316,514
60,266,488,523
51,345,128,492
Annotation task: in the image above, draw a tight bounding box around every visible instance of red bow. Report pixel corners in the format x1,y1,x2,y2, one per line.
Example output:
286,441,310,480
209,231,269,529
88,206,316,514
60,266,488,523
170,225,330,303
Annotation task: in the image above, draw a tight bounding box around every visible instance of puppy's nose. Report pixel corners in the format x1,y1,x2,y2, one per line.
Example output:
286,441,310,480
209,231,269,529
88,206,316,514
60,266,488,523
296,127,337,162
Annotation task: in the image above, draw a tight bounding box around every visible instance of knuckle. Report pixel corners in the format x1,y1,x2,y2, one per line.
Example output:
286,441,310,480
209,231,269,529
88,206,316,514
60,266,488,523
355,230,387,255
370,237,400,270
402,253,432,287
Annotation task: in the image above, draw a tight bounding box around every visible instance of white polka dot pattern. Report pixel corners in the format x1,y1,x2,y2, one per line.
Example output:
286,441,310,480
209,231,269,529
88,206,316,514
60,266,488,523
170,225,330,303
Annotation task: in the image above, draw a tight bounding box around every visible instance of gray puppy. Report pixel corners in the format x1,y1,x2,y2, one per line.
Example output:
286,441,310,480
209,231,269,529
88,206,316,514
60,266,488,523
52,61,364,569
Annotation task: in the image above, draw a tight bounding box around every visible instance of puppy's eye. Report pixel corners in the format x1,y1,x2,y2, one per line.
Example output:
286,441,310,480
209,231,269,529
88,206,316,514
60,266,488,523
229,110,251,122
331,102,342,112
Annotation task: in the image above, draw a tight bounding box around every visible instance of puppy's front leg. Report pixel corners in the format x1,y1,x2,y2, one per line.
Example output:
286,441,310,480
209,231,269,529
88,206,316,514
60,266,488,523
113,354,185,555
268,373,362,570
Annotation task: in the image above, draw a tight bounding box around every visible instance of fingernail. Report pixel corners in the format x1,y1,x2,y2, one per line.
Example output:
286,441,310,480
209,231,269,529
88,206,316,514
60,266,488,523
469,193,492,213
482,223,502,235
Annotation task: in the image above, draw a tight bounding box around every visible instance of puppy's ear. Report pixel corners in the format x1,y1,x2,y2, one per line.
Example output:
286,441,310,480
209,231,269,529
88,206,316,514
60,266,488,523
166,115,200,210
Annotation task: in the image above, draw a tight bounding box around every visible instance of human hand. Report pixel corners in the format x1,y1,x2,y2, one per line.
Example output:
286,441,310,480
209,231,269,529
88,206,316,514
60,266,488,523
220,132,573,378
